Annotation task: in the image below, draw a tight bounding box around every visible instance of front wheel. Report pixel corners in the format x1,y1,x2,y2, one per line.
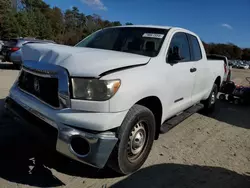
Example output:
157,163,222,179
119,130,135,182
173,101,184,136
202,84,218,113
108,104,156,175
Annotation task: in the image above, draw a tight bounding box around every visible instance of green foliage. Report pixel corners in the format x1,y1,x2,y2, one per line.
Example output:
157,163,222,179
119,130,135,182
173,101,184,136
0,0,120,43
0,0,18,37
203,42,250,60
241,48,250,60
0,0,249,60
112,21,122,26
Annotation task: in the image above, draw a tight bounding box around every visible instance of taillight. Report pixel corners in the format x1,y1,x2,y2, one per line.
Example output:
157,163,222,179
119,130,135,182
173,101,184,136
11,47,20,52
224,64,227,73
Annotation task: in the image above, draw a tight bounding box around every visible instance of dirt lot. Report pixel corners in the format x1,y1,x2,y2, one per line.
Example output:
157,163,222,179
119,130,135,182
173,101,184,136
0,64,249,188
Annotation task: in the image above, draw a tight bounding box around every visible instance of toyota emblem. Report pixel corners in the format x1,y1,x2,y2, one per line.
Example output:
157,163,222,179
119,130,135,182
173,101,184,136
34,78,40,93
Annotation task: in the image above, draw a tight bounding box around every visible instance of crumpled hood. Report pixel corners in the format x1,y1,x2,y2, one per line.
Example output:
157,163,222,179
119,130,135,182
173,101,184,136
22,43,150,77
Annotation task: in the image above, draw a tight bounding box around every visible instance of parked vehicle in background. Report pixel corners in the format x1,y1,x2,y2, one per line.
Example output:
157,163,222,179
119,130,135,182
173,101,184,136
230,60,238,68
237,61,249,69
1,38,55,67
231,60,246,69
5,25,225,175
207,54,232,81
228,60,235,66
244,61,250,69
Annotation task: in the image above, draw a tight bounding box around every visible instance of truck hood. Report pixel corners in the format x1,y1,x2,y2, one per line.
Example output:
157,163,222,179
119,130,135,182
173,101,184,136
22,43,150,77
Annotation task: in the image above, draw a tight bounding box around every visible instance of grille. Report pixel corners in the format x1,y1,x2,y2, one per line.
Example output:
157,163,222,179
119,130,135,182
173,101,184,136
18,70,60,108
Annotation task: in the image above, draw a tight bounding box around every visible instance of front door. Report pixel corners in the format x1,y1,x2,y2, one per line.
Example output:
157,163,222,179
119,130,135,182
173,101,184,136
164,32,196,117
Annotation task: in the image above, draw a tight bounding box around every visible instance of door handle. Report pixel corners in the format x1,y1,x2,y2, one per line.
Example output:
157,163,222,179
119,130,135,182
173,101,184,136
190,68,197,73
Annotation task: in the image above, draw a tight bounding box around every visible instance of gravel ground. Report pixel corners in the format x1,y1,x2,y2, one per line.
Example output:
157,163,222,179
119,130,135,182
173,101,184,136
0,64,249,188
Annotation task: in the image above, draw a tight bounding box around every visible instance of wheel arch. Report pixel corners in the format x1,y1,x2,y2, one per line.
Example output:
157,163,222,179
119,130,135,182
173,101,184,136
135,96,163,140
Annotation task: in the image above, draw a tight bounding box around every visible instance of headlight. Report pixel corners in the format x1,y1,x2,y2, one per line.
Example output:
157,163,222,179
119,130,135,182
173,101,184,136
71,78,121,101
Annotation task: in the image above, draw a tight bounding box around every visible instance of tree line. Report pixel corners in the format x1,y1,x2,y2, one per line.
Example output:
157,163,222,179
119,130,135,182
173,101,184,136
0,0,249,60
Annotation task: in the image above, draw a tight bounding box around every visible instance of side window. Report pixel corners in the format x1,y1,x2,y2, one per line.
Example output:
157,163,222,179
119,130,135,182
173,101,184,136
189,35,202,61
167,32,191,63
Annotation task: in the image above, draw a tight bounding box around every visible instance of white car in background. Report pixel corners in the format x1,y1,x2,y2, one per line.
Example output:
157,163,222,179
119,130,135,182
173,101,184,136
245,61,250,68
238,61,249,69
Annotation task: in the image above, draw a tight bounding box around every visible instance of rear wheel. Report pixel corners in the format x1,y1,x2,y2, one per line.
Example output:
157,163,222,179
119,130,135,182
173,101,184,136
108,104,155,175
202,84,218,113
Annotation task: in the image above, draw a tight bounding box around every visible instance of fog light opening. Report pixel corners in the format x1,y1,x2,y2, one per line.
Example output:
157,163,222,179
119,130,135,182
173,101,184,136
70,136,90,156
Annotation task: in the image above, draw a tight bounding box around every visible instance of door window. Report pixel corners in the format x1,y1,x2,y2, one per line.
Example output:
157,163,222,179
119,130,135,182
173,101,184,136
189,34,202,61
167,32,191,62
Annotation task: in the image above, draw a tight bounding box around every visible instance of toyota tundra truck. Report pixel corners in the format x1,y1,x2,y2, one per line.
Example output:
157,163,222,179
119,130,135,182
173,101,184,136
5,25,225,175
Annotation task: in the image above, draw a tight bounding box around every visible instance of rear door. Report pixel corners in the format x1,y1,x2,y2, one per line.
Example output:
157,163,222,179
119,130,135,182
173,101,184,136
165,32,197,116
188,34,209,103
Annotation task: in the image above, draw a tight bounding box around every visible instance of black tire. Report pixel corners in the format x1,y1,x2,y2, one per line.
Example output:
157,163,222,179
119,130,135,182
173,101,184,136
219,94,226,101
108,104,156,175
202,84,218,113
234,98,240,105
228,95,235,103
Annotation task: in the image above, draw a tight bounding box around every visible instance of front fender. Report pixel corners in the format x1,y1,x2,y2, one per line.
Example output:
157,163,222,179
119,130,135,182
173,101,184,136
102,65,166,113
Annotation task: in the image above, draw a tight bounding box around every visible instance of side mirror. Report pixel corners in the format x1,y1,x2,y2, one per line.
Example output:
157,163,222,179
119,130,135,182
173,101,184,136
167,54,182,64
167,56,178,64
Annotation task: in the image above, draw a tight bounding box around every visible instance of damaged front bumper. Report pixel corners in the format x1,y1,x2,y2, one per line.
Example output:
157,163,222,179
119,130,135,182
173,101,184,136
4,97,118,169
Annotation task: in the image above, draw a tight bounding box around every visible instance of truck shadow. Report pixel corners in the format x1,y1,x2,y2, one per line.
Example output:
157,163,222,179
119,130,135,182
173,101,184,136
203,100,250,129
0,99,118,187
0,97,249,187
111,164,250,188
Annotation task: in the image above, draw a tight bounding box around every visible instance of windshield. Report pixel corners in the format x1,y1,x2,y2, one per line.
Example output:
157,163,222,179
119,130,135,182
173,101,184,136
75,27,169,57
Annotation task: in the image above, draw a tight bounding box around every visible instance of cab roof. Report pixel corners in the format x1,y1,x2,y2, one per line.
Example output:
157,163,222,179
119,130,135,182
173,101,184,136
107,25,197,36
113,25,173,30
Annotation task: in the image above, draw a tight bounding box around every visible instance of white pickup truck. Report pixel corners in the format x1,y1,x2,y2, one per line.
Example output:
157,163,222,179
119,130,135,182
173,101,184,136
5,25,225,175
